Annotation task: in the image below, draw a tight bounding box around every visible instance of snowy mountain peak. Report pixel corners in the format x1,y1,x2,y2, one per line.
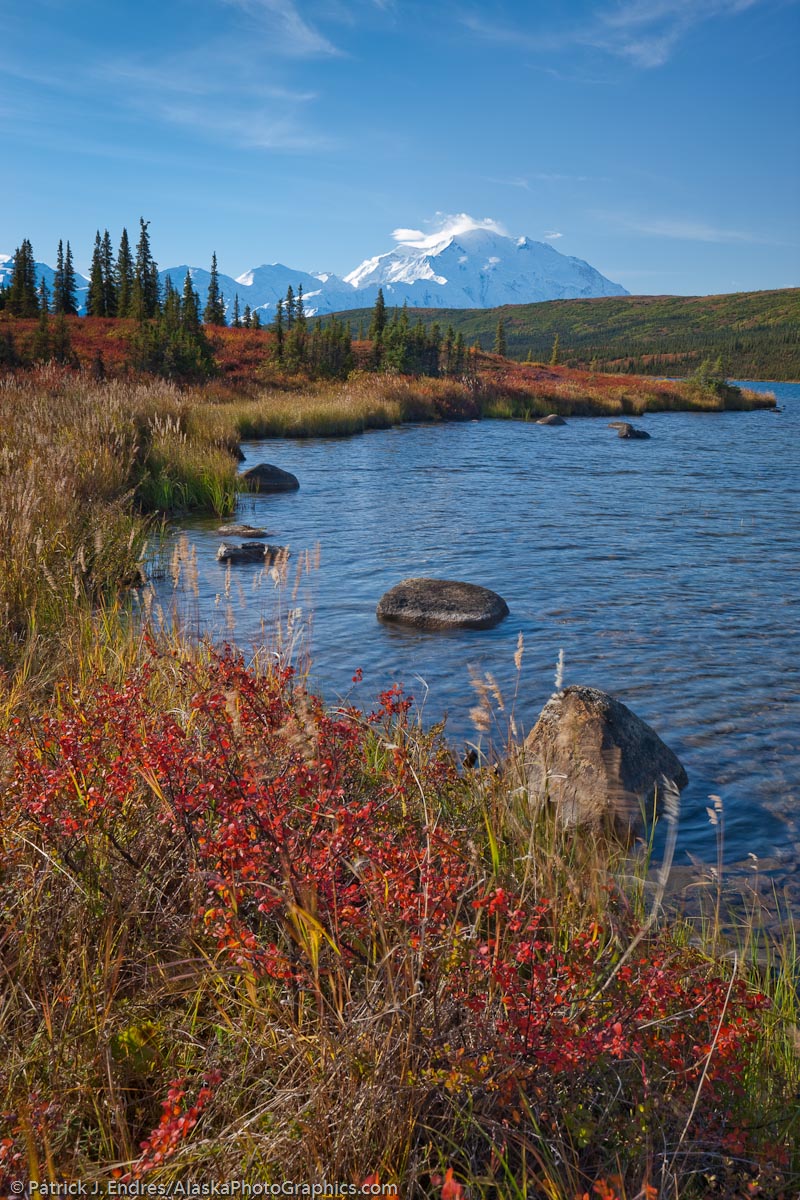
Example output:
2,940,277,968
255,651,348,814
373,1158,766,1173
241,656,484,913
342,219,627,310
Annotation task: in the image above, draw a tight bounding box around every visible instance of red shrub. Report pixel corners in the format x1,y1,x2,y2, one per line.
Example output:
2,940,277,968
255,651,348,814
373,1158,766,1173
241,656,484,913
4,645,779,1183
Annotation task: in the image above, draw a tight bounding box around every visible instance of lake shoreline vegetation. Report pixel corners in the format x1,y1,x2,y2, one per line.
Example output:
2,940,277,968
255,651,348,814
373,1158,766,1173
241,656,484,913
0,228,797,1197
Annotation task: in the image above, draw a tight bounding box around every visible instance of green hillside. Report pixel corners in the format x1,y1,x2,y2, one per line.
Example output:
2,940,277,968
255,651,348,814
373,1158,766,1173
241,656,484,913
336,288,800,380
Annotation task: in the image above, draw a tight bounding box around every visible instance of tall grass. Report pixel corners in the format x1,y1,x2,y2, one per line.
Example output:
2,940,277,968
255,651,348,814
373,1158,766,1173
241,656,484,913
0,368,240,673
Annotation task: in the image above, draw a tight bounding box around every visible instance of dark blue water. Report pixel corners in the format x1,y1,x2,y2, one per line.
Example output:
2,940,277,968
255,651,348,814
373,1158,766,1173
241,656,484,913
151,382,799,875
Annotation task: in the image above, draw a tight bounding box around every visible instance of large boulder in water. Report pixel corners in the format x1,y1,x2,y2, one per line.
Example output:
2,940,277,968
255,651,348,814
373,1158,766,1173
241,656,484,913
608,421,650,440
536,413,567,426
217,542,288,564
524,685,687,837
241,463,299,492
377,578,509,631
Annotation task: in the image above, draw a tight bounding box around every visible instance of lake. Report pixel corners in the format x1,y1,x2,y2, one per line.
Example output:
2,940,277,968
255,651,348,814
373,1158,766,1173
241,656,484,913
150,381,799,884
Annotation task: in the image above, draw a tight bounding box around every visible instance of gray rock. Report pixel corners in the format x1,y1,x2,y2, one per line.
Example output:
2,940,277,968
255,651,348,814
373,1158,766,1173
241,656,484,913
217,524,270,538
608,421,650,439
216,542,289,564
377,578,509,631
524,685,687,837
241,463,300,492
536,413,567,426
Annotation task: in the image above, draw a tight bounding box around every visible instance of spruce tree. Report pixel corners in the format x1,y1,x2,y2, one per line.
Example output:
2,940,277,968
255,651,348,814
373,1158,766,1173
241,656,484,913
251,309,261,330
454,331,465,372
62,241,78,315
132,218,159,319
32,302,51,362
87,232,106,316
549,332,560,366
443,325,454,374
38,277,50,315
101,230,117,317
51,312,73,364
369,287,387,340
52,240,66,314
203,252,226,325
131,272,214,379
116,228,134,317
285,285,295,330
181,271,201,332
494,318,507,357
243,303,252,328
273,298,284,362
0,327,17,367
150,261,161,314
232,294,241,328
7,239,39,317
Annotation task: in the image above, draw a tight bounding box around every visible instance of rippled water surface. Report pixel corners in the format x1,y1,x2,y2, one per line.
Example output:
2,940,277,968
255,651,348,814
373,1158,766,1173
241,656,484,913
154,382,799,873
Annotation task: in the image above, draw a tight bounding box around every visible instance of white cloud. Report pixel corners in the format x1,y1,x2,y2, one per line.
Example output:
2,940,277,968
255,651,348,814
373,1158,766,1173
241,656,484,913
544,231,563,240
391,213,509,248
614,215,773,243
391,227,426,243
95,0,337,155
484,175,531,191
464,0,769,68
157,102,335,151
222,0,342,57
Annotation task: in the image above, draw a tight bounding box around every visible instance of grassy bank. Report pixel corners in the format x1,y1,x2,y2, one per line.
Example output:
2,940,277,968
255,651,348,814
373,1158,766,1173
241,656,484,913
194,359,775,442
0,367,794,1195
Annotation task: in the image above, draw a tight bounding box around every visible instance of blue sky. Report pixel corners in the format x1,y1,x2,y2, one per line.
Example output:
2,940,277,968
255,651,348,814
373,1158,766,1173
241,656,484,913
1,0,798,294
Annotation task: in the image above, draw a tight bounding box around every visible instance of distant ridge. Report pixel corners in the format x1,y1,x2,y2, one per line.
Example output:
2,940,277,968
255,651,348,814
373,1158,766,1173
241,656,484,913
327,289,800,381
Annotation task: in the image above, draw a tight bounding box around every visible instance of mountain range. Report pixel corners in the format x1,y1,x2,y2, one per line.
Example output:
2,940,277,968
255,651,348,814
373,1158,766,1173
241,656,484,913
1,222,627,318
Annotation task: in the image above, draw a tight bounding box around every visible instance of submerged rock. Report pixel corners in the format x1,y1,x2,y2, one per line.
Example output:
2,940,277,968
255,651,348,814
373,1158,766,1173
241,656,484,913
536,413,567,426
524,685,687,838
377,578,509,631
241,463,300,492
608,421,651,440
216,524,270,537
216,542,288,564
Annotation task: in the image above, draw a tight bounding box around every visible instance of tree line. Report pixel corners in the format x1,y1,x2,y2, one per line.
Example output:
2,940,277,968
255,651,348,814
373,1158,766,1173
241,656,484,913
0,224,271,332
0,224,495,383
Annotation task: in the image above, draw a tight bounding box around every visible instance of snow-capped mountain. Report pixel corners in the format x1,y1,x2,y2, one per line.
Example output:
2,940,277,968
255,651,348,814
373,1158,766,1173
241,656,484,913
345,227,627,308
157,226,625,317
2,218,627,318
159,263,362,321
